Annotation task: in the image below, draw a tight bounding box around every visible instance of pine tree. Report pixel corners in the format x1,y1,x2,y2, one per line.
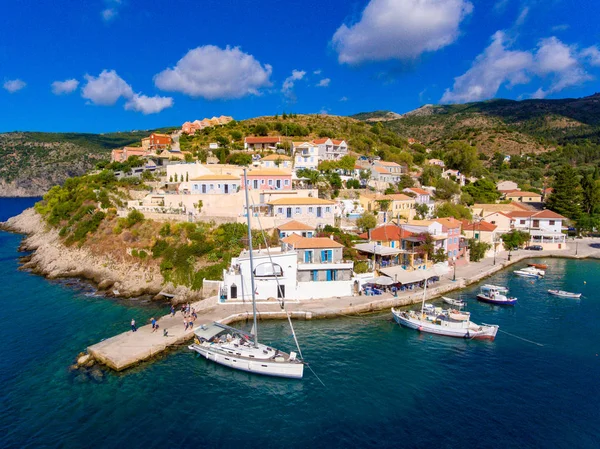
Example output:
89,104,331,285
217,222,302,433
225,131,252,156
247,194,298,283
581,173,600,215
546,165,582,219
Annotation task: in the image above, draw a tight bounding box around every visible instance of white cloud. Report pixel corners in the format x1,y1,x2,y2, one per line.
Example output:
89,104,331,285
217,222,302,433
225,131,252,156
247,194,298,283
154,45,273,100
282,69,306,94
551,24,570,32
81,69,172,114
340,96,349,102
313,69,322,75
317,78,331,87
581,46,600,67
124,93,174,114
102,0,122,22
51,79,79,95
3,79,26,93
82,70,133,105
332,0,473,64
441,32,596,103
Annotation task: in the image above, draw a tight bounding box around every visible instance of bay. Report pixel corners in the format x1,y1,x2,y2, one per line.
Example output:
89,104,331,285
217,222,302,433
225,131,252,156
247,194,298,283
1,198,599,448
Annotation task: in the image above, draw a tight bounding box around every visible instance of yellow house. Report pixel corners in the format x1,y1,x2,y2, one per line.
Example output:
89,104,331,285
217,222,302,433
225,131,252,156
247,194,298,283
358,193,415,219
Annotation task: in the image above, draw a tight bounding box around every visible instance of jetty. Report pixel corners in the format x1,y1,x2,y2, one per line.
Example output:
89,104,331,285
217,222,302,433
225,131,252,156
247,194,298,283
88,241,600,371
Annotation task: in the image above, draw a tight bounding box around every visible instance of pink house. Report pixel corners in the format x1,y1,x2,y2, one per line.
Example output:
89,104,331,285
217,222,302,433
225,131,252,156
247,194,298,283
242,169,292,190
434,217,463,260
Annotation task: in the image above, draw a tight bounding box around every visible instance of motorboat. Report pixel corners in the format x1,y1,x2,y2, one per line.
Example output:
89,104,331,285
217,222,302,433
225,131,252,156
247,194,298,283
442,296,466,308
514,266,545,278
391,270,499,340
547,289,582,299
477,286,518,305
528,263,548,270
481,284,509,294
391,308,499,340
188,168,305,379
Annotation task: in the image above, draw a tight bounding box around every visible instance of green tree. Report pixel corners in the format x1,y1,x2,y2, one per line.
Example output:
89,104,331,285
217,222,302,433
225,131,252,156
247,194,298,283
546,165,582,219
338,155,356,172
414,203,429,219
356,212,377,232
445,142,481,176
253,124,269,136
468,239,491,262
420,165,442,186
580,173,600,215
501,230,530,259
435,202,472,219
463,178,501,204
432,247,448,263
435,178,460,200
398,175,414,190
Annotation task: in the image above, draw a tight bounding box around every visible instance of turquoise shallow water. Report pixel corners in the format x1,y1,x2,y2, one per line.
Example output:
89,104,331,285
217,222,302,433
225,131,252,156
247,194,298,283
1,198,600,448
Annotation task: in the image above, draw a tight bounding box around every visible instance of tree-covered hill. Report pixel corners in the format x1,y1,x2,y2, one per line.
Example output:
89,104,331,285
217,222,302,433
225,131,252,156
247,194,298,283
0,131,152,196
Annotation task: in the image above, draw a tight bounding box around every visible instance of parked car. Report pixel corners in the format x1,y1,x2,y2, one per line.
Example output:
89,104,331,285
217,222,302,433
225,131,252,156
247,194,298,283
525,245,543,251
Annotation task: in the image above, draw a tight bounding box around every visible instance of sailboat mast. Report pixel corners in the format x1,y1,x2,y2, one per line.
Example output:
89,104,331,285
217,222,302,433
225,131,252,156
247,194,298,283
421,275,428,316
243,168,259,347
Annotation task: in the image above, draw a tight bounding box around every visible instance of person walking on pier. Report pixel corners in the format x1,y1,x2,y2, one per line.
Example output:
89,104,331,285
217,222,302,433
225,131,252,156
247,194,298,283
131,319,137,332
151,317,156,330
170,304,175,317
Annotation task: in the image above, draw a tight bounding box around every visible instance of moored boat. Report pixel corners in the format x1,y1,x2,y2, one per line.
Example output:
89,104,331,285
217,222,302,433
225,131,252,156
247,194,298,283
391,308,499,340
442,296,466,307
528,263,548,270
514,266,545,278
547,289,582,299
476,286,518,305
481,284,509,294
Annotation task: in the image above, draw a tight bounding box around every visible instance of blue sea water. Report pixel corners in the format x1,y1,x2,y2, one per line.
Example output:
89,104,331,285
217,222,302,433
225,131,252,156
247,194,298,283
1,198,600,449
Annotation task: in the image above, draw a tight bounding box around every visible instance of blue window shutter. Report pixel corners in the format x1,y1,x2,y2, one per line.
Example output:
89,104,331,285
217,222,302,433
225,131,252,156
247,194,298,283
321,250,326,262
304,251,310,263
326,270,332,281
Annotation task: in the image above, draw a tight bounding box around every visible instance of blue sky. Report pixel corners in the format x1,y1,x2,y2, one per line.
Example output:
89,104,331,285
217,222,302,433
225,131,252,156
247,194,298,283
1,0,600,133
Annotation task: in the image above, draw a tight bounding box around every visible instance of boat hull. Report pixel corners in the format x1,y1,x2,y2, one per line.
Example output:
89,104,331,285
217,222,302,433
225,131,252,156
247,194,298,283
547,290,581,299
188,344,304,379
476,294,517,306
391,309,498,340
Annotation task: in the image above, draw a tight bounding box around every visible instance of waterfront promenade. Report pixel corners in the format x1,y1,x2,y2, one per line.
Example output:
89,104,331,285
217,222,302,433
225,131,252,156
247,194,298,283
88,239,600,371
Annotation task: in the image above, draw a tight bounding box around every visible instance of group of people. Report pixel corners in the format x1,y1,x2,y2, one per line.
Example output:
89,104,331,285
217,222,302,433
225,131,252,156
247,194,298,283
182,303,197,331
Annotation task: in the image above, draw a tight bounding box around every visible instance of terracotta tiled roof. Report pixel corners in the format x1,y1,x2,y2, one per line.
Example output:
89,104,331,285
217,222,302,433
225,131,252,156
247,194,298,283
358,224,413,242
405,187,430,195
373,166,389,174
282,235,343,249
377,161,402,167
506,210,567,220
384,194,413,201
461,220,497,232
268,197,336,206
245,136,282,144
505,191,542,197
312,138,330,144
277,220,316,231
434,217,462,230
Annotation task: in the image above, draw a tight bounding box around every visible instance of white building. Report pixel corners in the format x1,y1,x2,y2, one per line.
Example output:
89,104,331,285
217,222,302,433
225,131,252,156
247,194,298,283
293,141,319,170
259,154,293,170
506,210,568,248
189,174,241,195
313,138,348,161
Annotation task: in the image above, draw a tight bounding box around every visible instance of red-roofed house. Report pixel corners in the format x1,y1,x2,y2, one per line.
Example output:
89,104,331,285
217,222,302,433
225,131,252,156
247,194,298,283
244,136,282,151
434,217,463,260
506,210,568,248
276,220,316,238
462,219,499,257
313,138,348,161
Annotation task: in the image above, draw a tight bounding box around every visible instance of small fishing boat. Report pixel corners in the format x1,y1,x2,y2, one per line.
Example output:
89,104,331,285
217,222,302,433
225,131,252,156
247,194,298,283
392,274,499,340
548,289,582,299
514,266,545,278
477,286,518,305
528,263,548,270
442,296,466,307
481,284,509,294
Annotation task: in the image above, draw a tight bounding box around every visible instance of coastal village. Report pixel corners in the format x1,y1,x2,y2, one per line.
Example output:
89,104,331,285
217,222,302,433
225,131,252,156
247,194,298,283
106,116,570,306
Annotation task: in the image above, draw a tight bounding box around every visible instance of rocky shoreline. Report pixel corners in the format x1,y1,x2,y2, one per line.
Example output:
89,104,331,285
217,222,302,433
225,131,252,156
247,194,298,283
0,208,199,302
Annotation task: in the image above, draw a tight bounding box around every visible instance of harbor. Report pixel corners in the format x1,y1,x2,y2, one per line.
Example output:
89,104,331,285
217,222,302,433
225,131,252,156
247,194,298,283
87,240,600,371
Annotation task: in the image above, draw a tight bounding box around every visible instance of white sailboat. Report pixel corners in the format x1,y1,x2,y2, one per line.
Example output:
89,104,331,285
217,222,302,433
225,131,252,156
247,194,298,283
188,169,305,379
391,269,499,340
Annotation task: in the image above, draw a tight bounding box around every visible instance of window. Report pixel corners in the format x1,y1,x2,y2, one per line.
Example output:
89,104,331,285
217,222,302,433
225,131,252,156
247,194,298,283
295,207,301,214
268,180,273,186
321,250,332,262
325,207,331,213
326,270,337,281
491,220,496,224
454,237,457,244
311,270,318,281
284,180,289,186
304,251,313,263
549,220,555,225
277,207,283,214
209,184,214,190
261,179,265,185
254,263,283,277
520,220,526,225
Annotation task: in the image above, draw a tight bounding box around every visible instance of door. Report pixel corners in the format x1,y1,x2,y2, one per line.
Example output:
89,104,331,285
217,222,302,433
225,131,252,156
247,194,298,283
230,284,237,299
276,180,281,189
277,285,285,298
286,207,292,218
201,185,206,194
253,180,259,189
316,207,322,217
224,184,229,194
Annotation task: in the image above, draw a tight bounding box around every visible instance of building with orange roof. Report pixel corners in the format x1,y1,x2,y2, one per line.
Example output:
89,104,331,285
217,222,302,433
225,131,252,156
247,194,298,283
292,141,319,170
267,197,336,227
259,153,292,170
276,220,316,238
504,190,542,203
370,160,407,184
243,168,292,190
110,146,150,163
189,174,241,194
505,209,568,248
312,137,348,161
434,217,464,260
244,136,282,151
